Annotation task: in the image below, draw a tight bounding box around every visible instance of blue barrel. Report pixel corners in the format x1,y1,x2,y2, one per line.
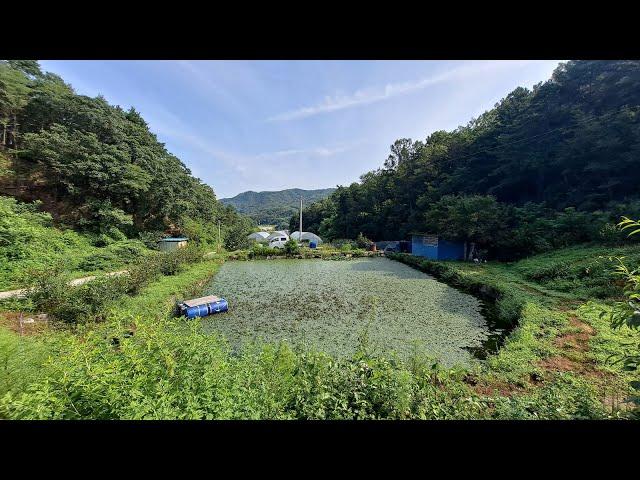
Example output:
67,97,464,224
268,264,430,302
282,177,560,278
185,304,210,319
309,241,317,249
207,299,228,314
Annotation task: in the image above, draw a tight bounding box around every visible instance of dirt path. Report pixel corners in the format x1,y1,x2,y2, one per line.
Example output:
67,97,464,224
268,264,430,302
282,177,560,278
0,270,128,300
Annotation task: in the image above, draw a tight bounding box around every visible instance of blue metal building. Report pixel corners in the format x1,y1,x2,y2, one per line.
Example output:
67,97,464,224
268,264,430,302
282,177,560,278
410,233,466,260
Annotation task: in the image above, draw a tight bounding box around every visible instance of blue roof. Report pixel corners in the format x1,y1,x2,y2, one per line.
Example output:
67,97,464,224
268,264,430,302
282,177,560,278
159,237,189,242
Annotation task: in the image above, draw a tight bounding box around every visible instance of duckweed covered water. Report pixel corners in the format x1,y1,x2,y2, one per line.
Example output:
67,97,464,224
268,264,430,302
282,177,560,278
202,257,489,367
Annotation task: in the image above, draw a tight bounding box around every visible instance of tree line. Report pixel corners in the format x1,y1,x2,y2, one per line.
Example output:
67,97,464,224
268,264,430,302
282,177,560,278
294,60,640,259
0,60,253,249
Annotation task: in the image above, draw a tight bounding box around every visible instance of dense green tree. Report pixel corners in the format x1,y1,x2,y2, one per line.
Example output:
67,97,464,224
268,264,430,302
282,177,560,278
0,60,253,246
305,60,640,258
423,195,506,247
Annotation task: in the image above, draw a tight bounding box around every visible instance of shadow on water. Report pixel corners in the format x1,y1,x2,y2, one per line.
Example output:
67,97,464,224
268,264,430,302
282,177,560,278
347,256,435,280
465,300,513,360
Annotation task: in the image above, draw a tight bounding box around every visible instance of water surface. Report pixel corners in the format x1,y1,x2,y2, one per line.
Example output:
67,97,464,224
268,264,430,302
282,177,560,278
202,257,489,367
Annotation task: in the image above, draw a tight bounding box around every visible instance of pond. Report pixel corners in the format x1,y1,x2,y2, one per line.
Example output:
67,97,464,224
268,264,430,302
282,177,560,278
201,257,490,367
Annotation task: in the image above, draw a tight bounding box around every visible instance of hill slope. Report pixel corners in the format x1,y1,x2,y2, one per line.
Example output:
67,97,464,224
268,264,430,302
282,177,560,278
0,60,253,248
307,60,640,258
221,188,335,228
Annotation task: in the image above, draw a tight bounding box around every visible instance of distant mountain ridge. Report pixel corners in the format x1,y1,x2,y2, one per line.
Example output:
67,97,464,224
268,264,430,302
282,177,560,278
221,188,335,228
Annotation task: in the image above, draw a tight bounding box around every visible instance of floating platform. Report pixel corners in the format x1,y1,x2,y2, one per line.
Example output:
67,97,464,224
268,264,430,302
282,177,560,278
178,295,228,319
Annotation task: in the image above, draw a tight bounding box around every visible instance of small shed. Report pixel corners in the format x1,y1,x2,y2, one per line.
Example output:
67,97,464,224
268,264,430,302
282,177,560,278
158,237,189,252
410,233,465,261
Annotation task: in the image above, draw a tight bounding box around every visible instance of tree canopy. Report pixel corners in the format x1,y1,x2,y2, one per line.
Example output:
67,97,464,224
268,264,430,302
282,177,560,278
0,60,253,246
296,60,640,259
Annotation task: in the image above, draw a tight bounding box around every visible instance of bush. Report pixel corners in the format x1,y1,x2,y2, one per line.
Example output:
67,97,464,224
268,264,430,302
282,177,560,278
159,245,204,276
138,231,163,249
26,266,130,323
355,233,373,250
24,245,205,323
284,239,300,255
78,251,120,272
0,315,485,420
248,243,284,259
78,240,149,272
331,239,357,250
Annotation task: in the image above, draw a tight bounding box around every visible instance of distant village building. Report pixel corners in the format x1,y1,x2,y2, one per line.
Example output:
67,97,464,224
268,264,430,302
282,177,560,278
410,233,466,260
158,237,189,252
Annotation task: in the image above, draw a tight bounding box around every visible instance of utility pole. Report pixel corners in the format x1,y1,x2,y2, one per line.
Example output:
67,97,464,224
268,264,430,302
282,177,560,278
299,196,303,241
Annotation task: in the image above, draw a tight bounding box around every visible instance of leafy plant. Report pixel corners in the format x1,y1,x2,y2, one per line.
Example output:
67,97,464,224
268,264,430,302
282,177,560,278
283,239,300,255
606,216,640,411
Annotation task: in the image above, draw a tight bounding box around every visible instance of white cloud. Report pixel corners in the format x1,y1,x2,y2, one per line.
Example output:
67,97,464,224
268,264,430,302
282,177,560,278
267,60,538,122
153,121,361,182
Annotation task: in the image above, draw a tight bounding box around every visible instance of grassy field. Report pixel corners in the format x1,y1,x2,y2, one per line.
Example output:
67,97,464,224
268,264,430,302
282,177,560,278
0,244,638,419
390,245,640,416
0,256,224,401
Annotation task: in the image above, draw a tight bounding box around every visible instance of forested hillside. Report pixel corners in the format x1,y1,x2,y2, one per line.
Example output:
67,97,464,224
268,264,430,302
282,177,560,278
301,60,640,259
221,187,335,229
0,60,253,248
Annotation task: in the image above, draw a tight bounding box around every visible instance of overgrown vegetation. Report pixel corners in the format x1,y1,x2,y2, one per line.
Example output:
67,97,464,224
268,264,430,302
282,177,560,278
2,59,639,419
0,243,636,419
605,217,640,413
246,242,371,260
18,245,206,324
295,61,640,259
0,195,148,290
0,60,253,246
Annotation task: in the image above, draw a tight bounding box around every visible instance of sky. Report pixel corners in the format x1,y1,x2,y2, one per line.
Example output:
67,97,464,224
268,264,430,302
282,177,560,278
39,60,562,199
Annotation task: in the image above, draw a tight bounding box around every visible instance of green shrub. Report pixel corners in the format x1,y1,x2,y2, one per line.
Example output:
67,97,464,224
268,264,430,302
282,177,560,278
355,233,373,250
284,239,300,255
248,243,284,259
0,315,485,420
23,245,204,323
26,267,127,324
138,231,163,249
157,245,204,276
77,251,120,272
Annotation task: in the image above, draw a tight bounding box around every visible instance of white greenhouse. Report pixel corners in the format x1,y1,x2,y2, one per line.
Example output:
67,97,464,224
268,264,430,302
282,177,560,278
290,231,323,245
247,231,270,243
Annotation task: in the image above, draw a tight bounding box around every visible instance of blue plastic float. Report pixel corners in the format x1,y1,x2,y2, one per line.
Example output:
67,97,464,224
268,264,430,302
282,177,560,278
178,295,228,319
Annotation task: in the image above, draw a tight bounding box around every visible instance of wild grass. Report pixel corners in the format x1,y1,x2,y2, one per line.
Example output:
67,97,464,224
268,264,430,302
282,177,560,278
0,195,151,290
0,243,636,419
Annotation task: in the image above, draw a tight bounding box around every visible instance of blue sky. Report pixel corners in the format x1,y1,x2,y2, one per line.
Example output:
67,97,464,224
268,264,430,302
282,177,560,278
39,60,562,198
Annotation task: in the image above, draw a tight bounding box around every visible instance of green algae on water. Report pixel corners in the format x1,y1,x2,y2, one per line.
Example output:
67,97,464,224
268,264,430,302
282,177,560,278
202,257,489,367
